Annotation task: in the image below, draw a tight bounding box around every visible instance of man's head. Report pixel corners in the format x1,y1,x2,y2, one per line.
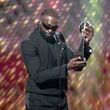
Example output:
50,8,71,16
39,8,60,37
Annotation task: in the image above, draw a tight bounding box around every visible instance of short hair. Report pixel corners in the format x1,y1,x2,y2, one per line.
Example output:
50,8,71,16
40,8,60,19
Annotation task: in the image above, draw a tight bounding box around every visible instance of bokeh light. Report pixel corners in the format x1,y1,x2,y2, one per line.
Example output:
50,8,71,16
0,0,110,110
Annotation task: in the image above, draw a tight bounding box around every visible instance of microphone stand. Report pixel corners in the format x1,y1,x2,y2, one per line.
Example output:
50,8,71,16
58,43,67,110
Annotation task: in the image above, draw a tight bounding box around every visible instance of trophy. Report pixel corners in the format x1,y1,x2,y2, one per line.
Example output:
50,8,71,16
74,21,92,71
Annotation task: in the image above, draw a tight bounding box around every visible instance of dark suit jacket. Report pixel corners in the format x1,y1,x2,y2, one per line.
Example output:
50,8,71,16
21,27,92,95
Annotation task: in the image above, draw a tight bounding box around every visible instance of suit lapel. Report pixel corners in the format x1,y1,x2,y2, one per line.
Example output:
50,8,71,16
39,37,49,69
54,43,62,66
35,29,49,69
35,28,63,67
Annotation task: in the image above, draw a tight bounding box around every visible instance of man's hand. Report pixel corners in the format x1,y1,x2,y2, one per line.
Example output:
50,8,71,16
82,25,94,44
67,56,86,71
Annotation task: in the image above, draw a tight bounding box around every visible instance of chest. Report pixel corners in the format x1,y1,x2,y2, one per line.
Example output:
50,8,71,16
38,41,67,69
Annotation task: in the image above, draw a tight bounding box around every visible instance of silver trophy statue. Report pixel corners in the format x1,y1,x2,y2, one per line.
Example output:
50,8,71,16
78,20,92,56
74,21,92,71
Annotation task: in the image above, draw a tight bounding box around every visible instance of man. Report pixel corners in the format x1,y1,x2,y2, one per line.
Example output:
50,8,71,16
21,8,94,110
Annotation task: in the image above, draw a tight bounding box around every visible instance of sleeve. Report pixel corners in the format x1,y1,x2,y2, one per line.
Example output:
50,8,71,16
84,42,93,60
66,46,75,61
58,32,93,61
21,40,67,84
66,41,93,62
57,32,75,62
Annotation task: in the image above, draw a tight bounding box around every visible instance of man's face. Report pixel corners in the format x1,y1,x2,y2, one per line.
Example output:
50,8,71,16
40,15,59,37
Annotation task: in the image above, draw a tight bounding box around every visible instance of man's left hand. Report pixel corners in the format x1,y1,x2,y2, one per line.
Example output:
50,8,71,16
82,25,94,44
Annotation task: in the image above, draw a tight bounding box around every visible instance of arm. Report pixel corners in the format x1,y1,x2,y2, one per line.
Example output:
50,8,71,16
56,32,75,62
66,42,92,63
21,40,67,84
58,32,92,62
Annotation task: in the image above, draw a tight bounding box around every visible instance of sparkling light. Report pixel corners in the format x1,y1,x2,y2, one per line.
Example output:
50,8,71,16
0,0,110,110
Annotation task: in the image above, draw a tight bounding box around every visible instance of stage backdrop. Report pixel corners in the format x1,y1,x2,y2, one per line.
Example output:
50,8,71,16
0,0,110,110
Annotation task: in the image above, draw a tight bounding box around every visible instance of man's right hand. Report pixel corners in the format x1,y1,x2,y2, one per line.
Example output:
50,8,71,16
67,56,86,71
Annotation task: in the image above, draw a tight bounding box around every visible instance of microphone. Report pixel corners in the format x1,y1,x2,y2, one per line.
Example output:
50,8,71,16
53,32,67,57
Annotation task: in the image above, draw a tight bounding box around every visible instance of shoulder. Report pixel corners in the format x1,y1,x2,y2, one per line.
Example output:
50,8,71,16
21,27,40,53
21,27,40,47
55,32,65,42
21,38,39,56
